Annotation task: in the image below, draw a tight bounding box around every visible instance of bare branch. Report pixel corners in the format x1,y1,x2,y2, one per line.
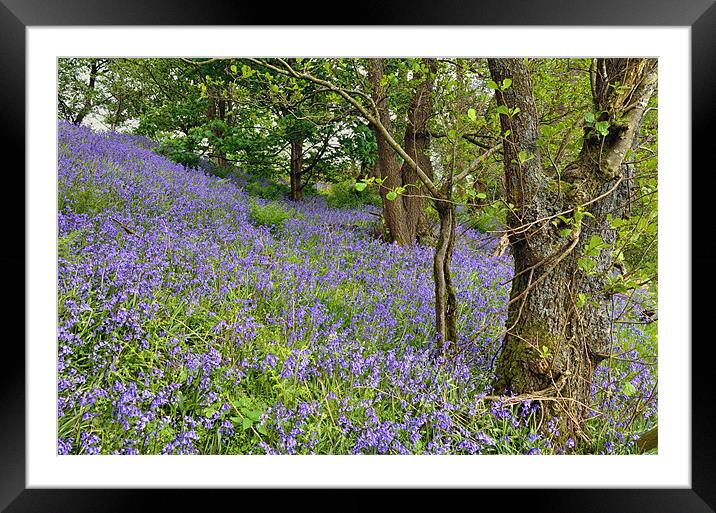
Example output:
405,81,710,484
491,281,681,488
454,142,503,183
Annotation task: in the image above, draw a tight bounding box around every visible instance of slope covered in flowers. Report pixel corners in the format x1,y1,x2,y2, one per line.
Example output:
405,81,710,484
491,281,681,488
57,122,657,455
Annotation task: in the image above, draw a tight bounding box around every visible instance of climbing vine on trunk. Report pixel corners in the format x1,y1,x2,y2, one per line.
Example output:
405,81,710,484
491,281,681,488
487,58,658,448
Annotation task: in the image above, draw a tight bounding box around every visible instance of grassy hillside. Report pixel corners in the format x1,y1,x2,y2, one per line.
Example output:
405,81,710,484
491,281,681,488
57,122,657,455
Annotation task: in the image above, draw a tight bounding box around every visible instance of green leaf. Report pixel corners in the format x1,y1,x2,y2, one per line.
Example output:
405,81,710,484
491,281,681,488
501,78,512,90
595,121,610,136
476,192,487,199
588,234,605,250
386,191,398,201
578,257,595,273
203,405,219,417
559,228,572,237
623,382,637,397
518,150,533,165
611,217,625,228
467,108,477,121
354,182,367,192
496,105,509,116
242,418,253,430
486,80,499,90
583,112,596,124
230,64,238,74
576,293,587,308
242,409,262,421
503,129,511,137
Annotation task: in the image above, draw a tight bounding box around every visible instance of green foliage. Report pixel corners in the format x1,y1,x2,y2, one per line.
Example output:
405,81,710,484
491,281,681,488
487,77,513,92
58,183,121,215
469,214,499,234
517,149,534,165
466,202,507,234
594,120,611,137
244,180,291,201
249,201,295,230
209,165,234,179
339,122,377,169
156,135,203,168
325,180,381,209
58,229,86,261
583,113,612,141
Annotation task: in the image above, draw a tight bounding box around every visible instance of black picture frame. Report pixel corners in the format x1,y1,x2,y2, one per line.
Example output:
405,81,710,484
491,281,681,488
3,1,713,511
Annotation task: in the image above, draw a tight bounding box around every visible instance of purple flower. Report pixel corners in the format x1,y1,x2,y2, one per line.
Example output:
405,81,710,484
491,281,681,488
56,120,656,456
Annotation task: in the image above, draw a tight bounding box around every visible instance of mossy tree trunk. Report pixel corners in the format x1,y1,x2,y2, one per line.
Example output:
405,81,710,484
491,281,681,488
487,58,658,448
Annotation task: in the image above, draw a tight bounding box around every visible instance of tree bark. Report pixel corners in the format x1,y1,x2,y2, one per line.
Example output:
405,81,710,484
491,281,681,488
368,59,412,245
72,60,100,126
289,139,304,201
434,199,458,353
401,58,437,242
488,58,657,448
635,425,658,453
206,86,229,168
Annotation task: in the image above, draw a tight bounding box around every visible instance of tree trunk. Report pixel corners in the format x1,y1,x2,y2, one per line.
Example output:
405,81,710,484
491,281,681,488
401,58,437,242
216,98,229,167
635,425,658,453
368,59,412,245
488,58,657,448
73,60,99,126
469,175,490,217
206,88,229,168
434,199,458,353
289,139,304,201
110,94,123,131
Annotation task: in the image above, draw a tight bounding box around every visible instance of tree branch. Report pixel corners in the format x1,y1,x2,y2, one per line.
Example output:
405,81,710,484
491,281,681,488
453,142,503,183
249,58,443,200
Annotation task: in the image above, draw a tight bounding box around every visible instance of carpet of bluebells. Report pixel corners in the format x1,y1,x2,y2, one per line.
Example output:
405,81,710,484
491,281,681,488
57,121,657,455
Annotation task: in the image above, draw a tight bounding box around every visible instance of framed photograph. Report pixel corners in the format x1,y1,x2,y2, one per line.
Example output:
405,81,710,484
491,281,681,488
4,0,714,511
